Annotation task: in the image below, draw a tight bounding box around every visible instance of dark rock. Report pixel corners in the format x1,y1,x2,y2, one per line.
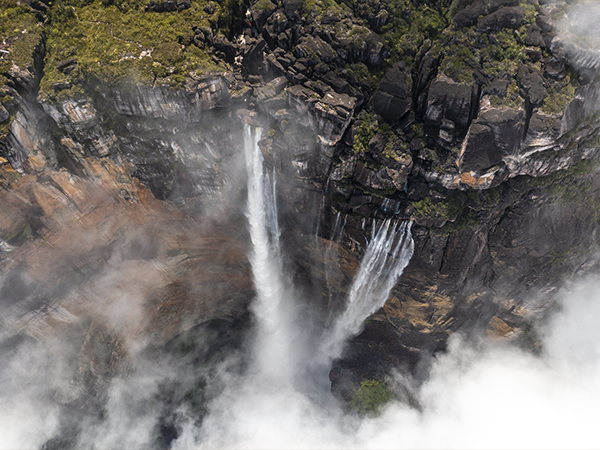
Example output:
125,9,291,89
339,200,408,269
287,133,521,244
243,38,267,75
323,71,351,95
454,0,519,28
407,181,429,201
262,24,278,49
304,79,332,96
277,31,292,51
459,107,524,173
145,0,189,12
255,76,288,102
203,3,215,13
370,9,390,33
292,61,308,75
265,54,286,77
560,82,600,137
525,47,543,62
277,54,294,69
458,123,503,173
176,0,190,11
333,27,388,67
522,111,561,148
213,37,237,64
415,51,440,112
477,7,527,32
439,119,455,142
271,10,289,33
301,36,336,64
56,58,77,74
52,82,72,92
371,62,412,124
287,85,357,145
544,57,566,80
517,63,547,105
281,0,303,20
518,24,546,47
425,79,474,132
248,74,263,84
482,79,509,97
251,0,276,32
314,62,329,76
0,105,9,123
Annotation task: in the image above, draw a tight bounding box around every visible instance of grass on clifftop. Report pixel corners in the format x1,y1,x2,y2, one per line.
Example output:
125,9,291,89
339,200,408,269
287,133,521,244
41,0,234,99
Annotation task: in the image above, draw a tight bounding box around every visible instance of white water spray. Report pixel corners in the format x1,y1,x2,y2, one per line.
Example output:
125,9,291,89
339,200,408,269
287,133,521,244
320,219,414,362
243,123,295,382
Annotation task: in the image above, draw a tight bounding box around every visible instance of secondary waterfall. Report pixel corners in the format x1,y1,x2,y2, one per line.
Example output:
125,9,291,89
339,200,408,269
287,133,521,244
319,219,414,362
243,123,295,382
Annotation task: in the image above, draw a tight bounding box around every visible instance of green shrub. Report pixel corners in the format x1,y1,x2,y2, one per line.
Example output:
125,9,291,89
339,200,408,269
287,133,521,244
349,379,393,416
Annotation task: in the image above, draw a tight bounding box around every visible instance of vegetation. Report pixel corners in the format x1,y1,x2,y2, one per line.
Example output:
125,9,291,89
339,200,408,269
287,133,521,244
39,0,235,98
541,74,577,116
0,0,43,136
377,1,447,66
352,112,391,154
0,0,43,79
349,378,393,416
413,192,465,222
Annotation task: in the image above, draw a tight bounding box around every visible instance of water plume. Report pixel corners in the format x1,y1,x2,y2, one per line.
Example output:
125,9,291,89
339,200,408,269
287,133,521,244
242,123,297,384
319,219,414,363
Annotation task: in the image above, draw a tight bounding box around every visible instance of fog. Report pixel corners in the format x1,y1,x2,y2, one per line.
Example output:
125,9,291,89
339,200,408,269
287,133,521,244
4,271,600,449
165,275,600,449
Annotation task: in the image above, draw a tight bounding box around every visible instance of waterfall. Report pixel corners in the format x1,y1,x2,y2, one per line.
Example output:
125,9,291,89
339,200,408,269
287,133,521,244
243,123,295,383
242,122,413,387
319,219,414,362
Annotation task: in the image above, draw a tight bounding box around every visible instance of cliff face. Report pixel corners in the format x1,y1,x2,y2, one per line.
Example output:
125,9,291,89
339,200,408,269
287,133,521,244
1,0,600,419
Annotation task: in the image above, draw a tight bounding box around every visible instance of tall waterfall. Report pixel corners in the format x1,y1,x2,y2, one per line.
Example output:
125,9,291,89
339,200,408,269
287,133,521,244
243,123,296,383
319,219,414,362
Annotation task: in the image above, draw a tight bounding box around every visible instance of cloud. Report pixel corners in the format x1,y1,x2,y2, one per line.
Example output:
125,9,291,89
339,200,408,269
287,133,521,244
167,275,600,450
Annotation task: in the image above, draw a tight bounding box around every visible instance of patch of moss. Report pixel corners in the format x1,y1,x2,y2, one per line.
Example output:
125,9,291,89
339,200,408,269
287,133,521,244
353,112,379,154
541,76,577,116
413,191,466,221
349,379,393,416
40,0,233,98
489,80,522,109
0,0,43,79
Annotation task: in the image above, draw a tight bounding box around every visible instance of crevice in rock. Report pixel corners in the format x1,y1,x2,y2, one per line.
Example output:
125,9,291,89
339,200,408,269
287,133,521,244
522,97,534,145
468,83,482,127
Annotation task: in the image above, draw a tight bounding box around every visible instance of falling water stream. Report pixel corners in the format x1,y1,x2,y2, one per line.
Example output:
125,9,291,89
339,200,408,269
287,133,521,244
243,123,414,382
243,124,297,384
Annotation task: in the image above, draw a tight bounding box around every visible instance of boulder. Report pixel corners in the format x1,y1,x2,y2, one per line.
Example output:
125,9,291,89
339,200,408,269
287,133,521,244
333,26,388,67
454,0,519,28
458,123,503,173
56,58,77,74
517,63,547,105
243,38,267,75
0,105,9,123
476,7,527,32
522,111,561,148
251,0,276,32
425,78,474,132
458,107,524,173
287,85,357,145
371,62,412,123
